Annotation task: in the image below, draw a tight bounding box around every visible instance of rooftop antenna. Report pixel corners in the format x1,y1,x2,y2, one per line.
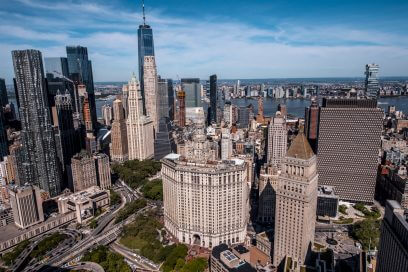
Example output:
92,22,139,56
142,0,146,26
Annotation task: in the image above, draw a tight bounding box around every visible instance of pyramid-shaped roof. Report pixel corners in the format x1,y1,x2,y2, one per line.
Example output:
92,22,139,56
287,132,314,160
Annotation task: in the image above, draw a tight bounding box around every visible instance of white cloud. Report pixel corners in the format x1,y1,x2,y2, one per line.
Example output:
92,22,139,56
1,0,407,83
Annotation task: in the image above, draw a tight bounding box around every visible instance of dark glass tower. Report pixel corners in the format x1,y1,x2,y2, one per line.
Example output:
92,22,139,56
209,74,217,123
167,79,174,120
0,78,9,107
138,3,155,112
66,46,97,131
12,49,62,197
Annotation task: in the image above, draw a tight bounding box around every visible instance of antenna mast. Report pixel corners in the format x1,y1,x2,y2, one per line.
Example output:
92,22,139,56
142,0,146,26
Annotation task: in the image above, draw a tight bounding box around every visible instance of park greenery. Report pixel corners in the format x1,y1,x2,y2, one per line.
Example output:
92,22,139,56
1,240,30,265
112,159,161,189
333,216,353,225
119,215,206,272
89,218,98,229
339,204,348,215
354,203,381,219
141,179,163,201
110,189,121,206
81,245,131,272
30,232,67,259
351,219,381,250
114,198,147,223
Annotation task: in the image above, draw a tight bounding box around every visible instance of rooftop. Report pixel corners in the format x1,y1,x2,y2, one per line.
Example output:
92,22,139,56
287,132,314,160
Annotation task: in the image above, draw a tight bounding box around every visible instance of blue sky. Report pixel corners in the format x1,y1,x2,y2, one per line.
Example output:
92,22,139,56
1,0,408,83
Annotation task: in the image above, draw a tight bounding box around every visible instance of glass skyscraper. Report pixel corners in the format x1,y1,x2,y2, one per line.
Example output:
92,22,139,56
181,78,201,108
66,46,97,130
138,23,155,113
209,74,217,123
0,78,9,107
44,57,69,79
12,49,62,197
365,63,380,97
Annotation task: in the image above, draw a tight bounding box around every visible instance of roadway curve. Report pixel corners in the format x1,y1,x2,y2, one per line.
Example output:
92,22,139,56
64,261,105,272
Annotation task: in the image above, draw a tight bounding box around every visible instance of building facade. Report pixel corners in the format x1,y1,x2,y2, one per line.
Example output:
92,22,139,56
273,132,318,267
143,56,159,131
71,152,97,192
12,49,62,197
376,200,408,272
209,74,217,123
101,104,113,126
110,98,129,162
267,112,287,168
126,75,154,160
365,64,380,97
257,164,279,224
317,98,383,203
181,78,201,108
9,184,44,229
162,154,249,249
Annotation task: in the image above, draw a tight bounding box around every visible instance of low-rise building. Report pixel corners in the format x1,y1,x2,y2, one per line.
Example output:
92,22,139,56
211,244,256,272
317,185,339,218
57,186,110,223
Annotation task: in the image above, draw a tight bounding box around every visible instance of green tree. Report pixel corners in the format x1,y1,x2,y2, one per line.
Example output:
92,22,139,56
1,240,30,265
351,219,381,250
110,189,121,206
181,257,208,272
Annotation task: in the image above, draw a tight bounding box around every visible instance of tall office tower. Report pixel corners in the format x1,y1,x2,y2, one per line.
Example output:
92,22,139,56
266,112,287,167
144,56,159,131
110,98,128,162
66,45,97,130
209,74,217,123
365,63,380,97
9,184,44,229
273,131,318,267
257,164,279,224
126,75,154,160
8,142,22,185
44,57,69,79
157,76,170,120
71,152,97,192
83,96,96,154
122,84,129,119
93,153,111,190
138,2,155,112
304,99,319,153
54,91,76,181
101,104,113,126
376,200,408,272
0,109,8,160
0,78,9,107
317,98,383,203
12,49,62,197
154,117,175,160
237,106,251,129
223,102,233,125
277,103,287,117
162,154,249,249
221,130,233,160
167,79,175,120
181,78,202,107
177,90,186,127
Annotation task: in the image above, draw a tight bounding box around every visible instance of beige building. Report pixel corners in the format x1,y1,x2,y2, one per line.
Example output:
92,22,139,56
162,153,249,249
267,112,287,168
126,75,154,160
71,152,97,192
110,98,129,162
143,56,159,131
8,184,44,229
273,131,318,267
57,186,110,223
257,164,279,224
94,153,111,190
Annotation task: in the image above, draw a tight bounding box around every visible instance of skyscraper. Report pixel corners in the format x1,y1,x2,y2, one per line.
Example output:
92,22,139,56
66,45,97,130
138,2,155,112
143,56,159,131
209,74,217,123
126,75,154,160
167,79,175,121
365,63,380,97
94,153,111,190
54,90,77,186
44,57,69,79
267,112,287,167
110,98,128,162
154,117,175,160
0,78,9,107
157,76,170,120
304,99,319,153
181,78,201,107
12,49,62,197
376,200,408,272
317,98,383,203
256,96,264,124
257,164,279,224
71,152,97,192
101,104,113,126
177,90,186,127
273,131,318,267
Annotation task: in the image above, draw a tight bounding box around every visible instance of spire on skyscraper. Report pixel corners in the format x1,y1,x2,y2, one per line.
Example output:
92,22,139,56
142,0,146,26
